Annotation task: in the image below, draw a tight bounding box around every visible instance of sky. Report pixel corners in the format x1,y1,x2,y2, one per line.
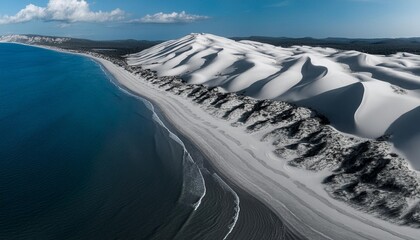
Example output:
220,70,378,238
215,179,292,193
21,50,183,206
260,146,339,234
0,0,419,40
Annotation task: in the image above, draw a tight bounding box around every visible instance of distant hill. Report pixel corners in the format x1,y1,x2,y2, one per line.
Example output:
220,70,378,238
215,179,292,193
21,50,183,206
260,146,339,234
0,34,162,58
231,36,420,55
2,34,419,57
0,34,71,44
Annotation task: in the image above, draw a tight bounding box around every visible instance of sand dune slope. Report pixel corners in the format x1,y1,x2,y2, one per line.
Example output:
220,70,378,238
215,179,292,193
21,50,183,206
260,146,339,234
127,33,420,169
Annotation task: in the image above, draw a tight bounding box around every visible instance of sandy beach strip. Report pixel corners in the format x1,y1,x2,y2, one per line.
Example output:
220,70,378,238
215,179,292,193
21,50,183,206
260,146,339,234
88,55,420,240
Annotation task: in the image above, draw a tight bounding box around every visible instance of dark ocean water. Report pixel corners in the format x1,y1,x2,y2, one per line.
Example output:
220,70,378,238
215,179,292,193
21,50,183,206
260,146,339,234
0,43,208,239
0,43,299,240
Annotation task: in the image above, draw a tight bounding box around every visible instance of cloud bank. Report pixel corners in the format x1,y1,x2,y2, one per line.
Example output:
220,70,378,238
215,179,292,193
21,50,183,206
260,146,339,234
0,2,209,26
0,0,125,24
133,11,209,24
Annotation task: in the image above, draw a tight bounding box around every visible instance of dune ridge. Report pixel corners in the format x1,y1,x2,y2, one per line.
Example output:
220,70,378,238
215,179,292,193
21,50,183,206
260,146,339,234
127,33,420,169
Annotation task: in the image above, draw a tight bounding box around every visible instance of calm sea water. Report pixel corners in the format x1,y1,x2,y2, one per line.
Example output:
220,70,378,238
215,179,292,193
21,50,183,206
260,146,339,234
0,44,205,239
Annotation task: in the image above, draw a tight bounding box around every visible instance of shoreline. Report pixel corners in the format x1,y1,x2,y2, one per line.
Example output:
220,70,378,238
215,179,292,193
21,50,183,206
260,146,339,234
151,95,302,239
90,57,420,240
43,43,295,238
8,42,420,239
95,51,298,239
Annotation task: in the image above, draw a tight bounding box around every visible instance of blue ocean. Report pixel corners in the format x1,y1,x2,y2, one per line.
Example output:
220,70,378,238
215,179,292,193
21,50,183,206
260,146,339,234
0,43,210,239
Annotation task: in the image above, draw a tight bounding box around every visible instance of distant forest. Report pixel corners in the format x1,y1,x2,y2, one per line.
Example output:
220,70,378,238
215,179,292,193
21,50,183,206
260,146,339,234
232,36,420,55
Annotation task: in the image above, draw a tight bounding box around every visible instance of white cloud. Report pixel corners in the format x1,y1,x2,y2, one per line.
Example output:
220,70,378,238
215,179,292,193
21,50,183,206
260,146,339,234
0,0,125,24
132,11,209,24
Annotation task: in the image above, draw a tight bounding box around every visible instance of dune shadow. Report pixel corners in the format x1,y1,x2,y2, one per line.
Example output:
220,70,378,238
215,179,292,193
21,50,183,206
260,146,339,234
386,106,420,170
295,82,365,134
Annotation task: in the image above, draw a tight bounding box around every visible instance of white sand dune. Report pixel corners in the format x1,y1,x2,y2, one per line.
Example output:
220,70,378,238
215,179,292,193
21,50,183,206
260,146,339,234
127,33,420,169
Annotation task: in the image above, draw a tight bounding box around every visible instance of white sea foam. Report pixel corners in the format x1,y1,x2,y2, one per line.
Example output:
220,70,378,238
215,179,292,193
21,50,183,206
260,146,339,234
213,173,240,240
99,60,207,210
